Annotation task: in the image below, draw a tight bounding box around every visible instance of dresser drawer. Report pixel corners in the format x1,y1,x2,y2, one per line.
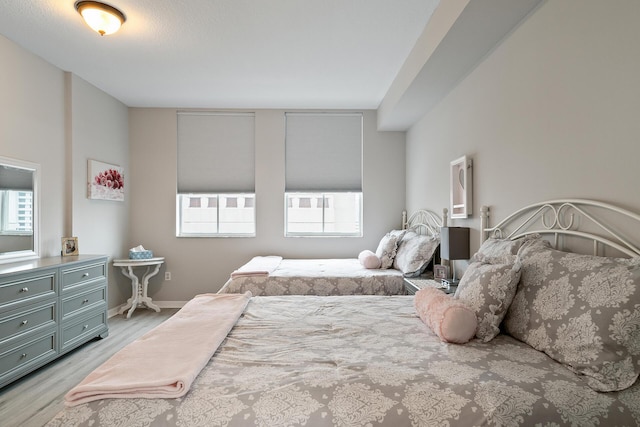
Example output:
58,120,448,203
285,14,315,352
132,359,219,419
62,285,106,319
0,272,56,310
61,311,107,352
0,332,56,380
0,302,56,344
61,263,106,290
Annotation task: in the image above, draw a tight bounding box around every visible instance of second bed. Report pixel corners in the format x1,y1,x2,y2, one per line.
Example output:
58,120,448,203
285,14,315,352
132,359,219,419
217,209,443,296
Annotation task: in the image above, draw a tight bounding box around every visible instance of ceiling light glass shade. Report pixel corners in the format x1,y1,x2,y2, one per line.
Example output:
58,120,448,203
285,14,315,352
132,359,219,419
75,1,126,36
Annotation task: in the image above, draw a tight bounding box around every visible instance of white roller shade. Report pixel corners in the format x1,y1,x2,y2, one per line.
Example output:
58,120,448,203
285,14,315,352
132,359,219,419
285,112,362,192
177,112,255,193
0,165,33,191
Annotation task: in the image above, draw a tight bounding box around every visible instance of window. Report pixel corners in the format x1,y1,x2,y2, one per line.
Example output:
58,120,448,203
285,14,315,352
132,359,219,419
0,190,33,234
189,197,201,208
285,192,361,236
177,193,255,236
285,112,363,236
177,112,255,237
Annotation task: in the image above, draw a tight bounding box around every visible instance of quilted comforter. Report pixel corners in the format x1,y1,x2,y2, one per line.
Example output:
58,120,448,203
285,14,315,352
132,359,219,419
48,295,640,426
218,258,406,295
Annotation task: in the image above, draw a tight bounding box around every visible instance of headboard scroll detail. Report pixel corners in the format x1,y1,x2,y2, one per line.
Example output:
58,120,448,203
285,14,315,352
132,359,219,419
480,199,640,257
402,209,446,237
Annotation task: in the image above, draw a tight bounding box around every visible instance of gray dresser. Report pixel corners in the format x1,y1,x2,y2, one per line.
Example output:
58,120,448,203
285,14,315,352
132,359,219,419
0,255,108,388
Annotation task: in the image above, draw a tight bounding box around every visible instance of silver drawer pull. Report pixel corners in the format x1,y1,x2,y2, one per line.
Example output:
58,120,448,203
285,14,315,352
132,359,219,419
82,298,90,304
20,287,29,293
21,320,28,325
82,273,90,277
83,324,89,330
21,353,27,359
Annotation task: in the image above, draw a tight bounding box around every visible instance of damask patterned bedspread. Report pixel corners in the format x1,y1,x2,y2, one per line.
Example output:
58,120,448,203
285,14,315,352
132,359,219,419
218,258,406,295
48,295,640,427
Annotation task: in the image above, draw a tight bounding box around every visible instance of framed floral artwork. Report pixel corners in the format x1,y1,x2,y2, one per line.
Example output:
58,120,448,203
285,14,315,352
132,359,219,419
87,159,124,201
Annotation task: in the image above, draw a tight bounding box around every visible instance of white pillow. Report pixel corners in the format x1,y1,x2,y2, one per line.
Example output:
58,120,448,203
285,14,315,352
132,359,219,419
358,250,381,269
472,234,544,261
394,232,439,276
375,230,406,269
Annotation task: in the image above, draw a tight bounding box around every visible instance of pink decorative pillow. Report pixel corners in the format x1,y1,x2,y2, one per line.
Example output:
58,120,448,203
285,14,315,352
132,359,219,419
414,287,477,344
358,250,381,269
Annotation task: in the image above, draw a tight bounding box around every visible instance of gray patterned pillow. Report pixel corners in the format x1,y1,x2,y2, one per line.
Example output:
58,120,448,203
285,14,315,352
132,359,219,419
454,256,521,342
504,243,640,392
375,230,406,269
393,231,439,276
473,234,544,261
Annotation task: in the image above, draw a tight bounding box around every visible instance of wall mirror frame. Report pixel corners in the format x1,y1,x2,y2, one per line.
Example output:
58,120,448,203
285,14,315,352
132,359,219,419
450,155,472,219
0,156,40,264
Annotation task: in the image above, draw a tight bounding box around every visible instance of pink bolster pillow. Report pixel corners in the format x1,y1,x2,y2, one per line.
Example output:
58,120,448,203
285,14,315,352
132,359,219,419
358,250,382,269
414,287,477,344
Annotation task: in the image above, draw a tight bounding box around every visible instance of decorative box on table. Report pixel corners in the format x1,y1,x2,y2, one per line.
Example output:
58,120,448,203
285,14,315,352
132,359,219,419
129,249,153,259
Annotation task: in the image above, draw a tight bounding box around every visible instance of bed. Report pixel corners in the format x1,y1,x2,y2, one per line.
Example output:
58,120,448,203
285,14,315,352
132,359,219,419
217,209,444,296
48,199,640,426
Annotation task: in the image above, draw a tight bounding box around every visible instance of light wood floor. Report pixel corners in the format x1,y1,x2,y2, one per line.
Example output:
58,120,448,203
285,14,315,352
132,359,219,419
0,308,179,427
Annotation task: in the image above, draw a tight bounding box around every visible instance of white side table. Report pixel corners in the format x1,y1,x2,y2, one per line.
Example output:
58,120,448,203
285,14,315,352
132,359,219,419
113,257,165,319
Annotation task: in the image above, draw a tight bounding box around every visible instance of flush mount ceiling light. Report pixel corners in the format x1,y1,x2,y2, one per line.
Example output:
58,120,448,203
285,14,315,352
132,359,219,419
75,1,126,36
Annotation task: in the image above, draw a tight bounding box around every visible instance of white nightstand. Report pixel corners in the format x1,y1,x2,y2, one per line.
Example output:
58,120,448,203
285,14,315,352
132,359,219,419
403,276,457,295
440,278,460,289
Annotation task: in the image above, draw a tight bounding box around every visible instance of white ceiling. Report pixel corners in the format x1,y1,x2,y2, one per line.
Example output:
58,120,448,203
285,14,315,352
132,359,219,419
0,0,439,109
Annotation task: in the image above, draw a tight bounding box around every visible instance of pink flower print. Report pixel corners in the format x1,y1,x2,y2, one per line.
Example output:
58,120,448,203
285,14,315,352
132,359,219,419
94,168,124,190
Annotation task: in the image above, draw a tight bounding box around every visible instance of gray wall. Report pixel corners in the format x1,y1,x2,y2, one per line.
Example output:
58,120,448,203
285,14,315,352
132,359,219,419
129,109,406,301
405,0,640,272
67,74,131,307
0,35,66,258
0,34,130,309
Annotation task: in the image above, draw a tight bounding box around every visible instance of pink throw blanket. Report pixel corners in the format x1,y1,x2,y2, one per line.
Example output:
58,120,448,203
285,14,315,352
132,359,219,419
64,292,251,406
230,255,282,278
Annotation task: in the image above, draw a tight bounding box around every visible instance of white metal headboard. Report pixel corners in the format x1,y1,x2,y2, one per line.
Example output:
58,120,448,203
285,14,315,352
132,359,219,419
402,209,447,237
480,199,640,257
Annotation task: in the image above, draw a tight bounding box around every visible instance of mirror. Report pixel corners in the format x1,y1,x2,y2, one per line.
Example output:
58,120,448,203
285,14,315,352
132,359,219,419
0,156,39,263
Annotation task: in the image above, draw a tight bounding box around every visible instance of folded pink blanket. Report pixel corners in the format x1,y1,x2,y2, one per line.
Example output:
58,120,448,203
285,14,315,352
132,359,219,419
65,292,251,406
230,255,282,278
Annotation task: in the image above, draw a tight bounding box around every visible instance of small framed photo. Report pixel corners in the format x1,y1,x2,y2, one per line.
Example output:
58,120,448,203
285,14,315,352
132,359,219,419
62,237,79,257
434,264,449,280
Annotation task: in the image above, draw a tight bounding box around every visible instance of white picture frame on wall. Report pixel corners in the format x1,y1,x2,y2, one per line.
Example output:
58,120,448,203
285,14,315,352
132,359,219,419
87,159,124,201
450,155,472,219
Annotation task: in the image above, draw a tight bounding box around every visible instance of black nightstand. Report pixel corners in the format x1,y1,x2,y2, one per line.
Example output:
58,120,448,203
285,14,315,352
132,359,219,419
403,277,457,295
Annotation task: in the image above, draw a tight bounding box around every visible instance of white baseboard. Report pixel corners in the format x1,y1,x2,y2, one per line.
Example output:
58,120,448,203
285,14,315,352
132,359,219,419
108,301,187,318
